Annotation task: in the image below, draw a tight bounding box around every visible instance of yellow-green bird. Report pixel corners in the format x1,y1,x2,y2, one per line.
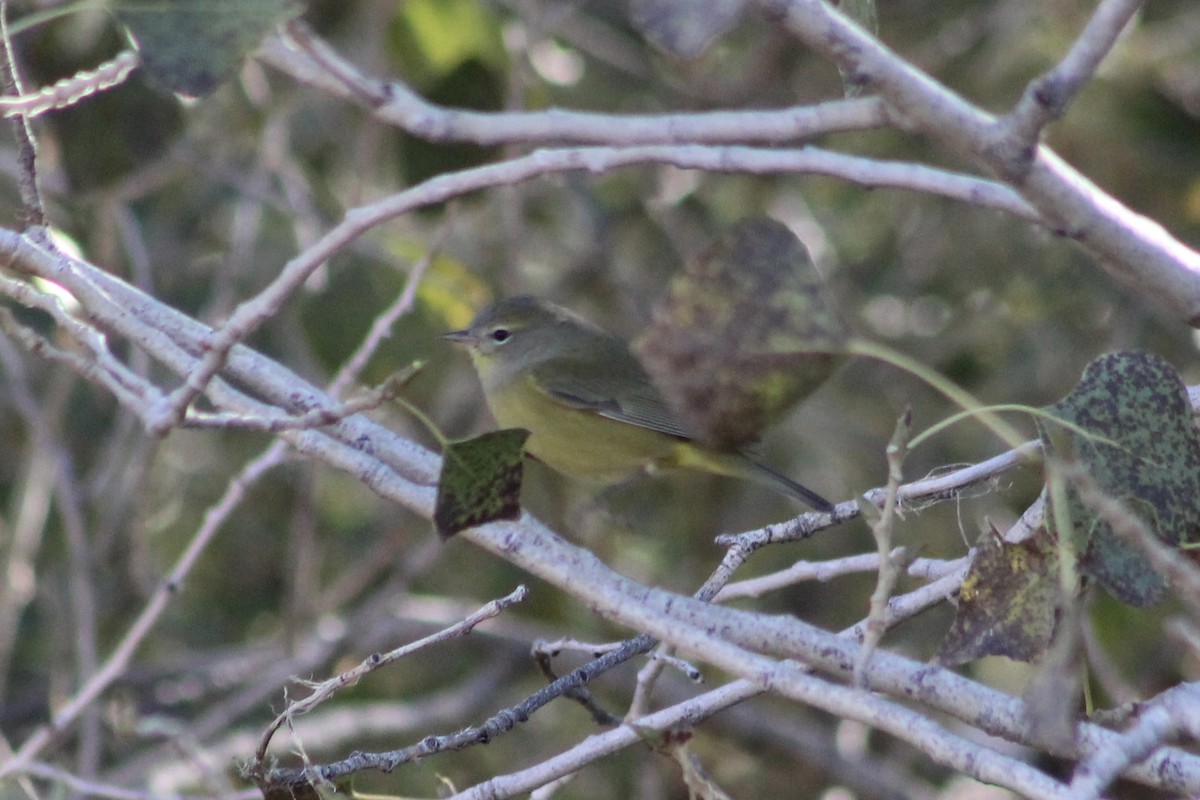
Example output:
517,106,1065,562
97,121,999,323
444,296,833,512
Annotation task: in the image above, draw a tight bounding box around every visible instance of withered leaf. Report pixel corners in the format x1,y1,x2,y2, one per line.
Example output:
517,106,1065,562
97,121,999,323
636,217,846,449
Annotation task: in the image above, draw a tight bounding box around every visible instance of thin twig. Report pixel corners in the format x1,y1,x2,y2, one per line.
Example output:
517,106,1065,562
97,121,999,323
755,0,1200,323
4,235,1200,793
21,760,257,800
181,369,418,432
0,0,44,226
452,665,1074,800
855,410,912,686
533,649,622,727
716,439,1042,550
267,21,888,146
715,551,963,602
0,51,139,119
997,0,1144,173
326,219,442,397
0,334,102,776
1069,682,1200,800
252,585,529,770
145,144,1035,432
0,442,294,780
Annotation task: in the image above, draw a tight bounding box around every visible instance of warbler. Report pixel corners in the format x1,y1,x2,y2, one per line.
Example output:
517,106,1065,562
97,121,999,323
443,296,832,512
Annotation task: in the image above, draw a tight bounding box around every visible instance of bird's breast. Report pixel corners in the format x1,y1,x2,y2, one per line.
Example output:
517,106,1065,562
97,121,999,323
487,374,677,485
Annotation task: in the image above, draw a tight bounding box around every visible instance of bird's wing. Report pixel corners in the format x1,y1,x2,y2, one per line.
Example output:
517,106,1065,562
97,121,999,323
530,351,695,440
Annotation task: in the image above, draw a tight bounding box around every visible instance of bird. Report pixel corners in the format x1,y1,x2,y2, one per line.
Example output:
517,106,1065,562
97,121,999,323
443,296,833,512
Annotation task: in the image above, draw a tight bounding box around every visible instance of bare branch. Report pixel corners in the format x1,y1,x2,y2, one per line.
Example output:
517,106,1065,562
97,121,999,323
182,368,418,432
755,0,1200,324
855,410,912,686
140,142,1034,435
446,680,762,800
22,760,256,800
717,439,1042,549
3,3,1196,796
252,585,528,776
0,440,294,780
0,51,140,119
2,226,1198,794
1001,0,1144,148
715,551,964,601
0,1,43,227
1070,682,1200,800
262,21,888,146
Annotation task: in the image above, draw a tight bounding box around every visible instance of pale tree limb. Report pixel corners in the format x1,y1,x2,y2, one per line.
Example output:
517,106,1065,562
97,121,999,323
0,229,439,783
0,9,1195,786
259,9,1200,323
261,22,888,146
0,440,294,781
755,0,1200,323
717,439,1042,550
22,760,256,800
1166,619,1200,662
285,516,967,791
128,141,1034,434
257,24,1037,219
0,268,164,409
714,551,965,601
1069,682,1200,800
0,3,1192,797
447,680,764,800
181,366,419,432
1001,0,1144,145
0,51,139,119
0,0,43,227
0,230,440,782
839,566,968,644
1,235,1198,794
854,410,911,686
107,537,452,791
449,665,1073,800
251,586,529,779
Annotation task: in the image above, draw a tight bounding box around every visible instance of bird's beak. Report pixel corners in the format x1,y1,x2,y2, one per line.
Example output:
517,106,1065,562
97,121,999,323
441,329,474,345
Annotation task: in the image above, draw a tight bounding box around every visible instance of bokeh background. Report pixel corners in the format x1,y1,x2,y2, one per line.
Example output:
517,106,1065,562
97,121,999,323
2,1,1199,797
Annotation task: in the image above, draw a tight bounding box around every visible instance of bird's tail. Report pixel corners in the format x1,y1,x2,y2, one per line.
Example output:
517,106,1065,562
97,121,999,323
742,455,834,512
701,450,833,512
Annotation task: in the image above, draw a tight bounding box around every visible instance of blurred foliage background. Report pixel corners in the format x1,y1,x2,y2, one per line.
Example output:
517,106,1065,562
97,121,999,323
2,1,1200,798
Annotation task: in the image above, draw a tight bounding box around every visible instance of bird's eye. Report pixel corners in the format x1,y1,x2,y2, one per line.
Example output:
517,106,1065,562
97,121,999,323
490,328,511,343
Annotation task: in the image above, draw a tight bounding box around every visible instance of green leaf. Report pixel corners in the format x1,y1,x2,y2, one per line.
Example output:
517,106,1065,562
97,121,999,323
112,0,300,96
635,217,847,449
1039,351,1200,606
937,527,1060,666
434,429,529,539
397,0,506,80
